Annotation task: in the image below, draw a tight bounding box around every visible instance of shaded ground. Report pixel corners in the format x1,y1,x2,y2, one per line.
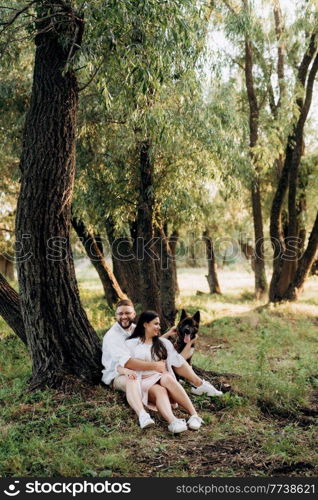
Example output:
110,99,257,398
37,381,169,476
101,383,318,477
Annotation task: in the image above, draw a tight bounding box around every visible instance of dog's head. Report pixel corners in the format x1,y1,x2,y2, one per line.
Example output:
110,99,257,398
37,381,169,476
177,309,200,344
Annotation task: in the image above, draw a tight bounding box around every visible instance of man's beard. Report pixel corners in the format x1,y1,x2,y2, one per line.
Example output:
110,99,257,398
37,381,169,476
118,318,134,330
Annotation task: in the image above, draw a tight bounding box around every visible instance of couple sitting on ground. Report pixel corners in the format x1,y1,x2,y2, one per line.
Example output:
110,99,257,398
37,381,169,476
101,299,223,434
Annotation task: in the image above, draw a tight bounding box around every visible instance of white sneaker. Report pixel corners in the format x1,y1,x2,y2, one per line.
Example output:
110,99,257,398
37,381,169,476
139,412,155,429
187,414,203,430
191,380,223,397
168,419,188,434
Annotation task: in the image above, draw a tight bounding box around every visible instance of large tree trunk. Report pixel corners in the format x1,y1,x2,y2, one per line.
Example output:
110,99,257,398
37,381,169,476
0,273,27,344
244,36,268,299
15,1,101,390
296,167,308,262
105,217,141,304
285,211,318,300
269,35,318,302
203,230,221,295
71,217,126,307
136,140,162,315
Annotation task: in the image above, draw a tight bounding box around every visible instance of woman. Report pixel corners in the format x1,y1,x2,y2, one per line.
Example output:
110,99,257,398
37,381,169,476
126,310,203,434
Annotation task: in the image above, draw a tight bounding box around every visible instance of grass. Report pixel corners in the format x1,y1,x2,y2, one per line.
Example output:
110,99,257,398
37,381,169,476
0,262,318,477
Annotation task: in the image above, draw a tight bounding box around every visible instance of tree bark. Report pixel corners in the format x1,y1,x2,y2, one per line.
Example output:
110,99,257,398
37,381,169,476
158,225,176,328
203,230,222,294
15,1,101,390
239,238,255,271
269,35,318,301
285,211,318,300
169,229,180,294
0,256,15,281
136,140,162,315
251,179,268,298
244,37,268,298
0,272,27,344
273,0,285,107
104,217,141,304
71,217,127,308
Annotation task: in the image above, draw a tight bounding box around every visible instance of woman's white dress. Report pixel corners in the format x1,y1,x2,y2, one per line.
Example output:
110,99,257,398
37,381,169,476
125,337,185,410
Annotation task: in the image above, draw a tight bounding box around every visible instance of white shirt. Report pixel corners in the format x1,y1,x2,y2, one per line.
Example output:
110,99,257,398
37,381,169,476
101,322,135,385
126,337,185,377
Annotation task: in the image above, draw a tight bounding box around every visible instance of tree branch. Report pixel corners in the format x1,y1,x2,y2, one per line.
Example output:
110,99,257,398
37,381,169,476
0,1,37,28
79,63,102,92
221,0,239,15
297,33,317,87
273,0,285,103
298,48,318,131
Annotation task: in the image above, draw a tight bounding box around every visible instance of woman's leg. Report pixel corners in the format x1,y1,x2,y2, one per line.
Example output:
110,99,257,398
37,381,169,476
159,373,197,416
174,363,202,387
148,384,176,424
125,378,145,416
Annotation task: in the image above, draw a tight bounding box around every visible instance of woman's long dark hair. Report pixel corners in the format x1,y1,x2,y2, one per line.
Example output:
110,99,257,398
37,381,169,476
127,310,167,361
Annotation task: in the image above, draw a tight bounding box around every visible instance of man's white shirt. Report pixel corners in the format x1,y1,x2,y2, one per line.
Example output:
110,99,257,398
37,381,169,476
101,322,135,385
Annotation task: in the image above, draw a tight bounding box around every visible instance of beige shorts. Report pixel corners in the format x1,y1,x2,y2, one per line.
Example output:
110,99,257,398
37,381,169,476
112,375,127,393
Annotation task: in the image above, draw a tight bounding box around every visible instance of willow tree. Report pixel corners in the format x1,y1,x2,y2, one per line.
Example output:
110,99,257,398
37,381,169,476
214,0,271,298
3,0,102,389
73,0,208,327
269,25,318,301
214,0,318,302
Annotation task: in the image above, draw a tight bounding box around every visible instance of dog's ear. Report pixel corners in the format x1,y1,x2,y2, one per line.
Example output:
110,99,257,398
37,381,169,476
193,311,200,324
180,309,187,321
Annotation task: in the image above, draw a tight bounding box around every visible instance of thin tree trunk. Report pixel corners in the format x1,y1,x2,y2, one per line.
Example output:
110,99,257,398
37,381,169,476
158,225,176,328
169,230,180,294
0,273,26,344
244,36,268,298
0,256,15,281
251,179,268,298
72,217,126,307
203,230,221,295
239,238,255,271
15,1,101,390
187,238,198,267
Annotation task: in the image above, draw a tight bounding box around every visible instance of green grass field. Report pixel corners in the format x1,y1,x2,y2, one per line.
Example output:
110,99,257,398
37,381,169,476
0,262,317,477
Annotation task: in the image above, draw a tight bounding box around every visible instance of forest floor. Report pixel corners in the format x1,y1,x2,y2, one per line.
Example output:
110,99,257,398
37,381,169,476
0,263,318,477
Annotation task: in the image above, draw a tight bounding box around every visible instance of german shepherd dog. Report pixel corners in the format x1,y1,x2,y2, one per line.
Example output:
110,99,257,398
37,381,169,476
172,309,200,365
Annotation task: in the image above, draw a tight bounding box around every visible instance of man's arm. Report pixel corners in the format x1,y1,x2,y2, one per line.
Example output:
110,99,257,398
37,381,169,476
125,358,167,372
116,365,137,379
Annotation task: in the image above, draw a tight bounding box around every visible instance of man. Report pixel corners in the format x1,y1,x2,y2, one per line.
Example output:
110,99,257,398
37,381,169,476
102,299,222,429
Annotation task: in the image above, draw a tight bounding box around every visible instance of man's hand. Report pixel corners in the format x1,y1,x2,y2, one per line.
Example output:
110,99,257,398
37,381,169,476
122,368,138,380
161,326,177,339
153,360,167,373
